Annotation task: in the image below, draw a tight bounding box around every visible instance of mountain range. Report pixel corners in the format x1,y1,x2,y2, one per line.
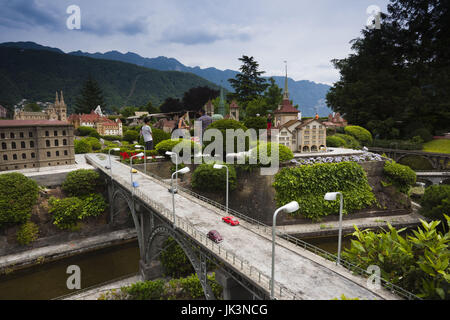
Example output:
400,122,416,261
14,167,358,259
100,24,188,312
0,41,332,116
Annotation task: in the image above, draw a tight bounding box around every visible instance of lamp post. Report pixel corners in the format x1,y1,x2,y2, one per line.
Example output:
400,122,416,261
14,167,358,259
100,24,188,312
135,144,146,173
324,192,344,265
130,152,144,191
166,151,179,193
105,147,120,175
271,201,299,299
213,164,229,214
171,167,190,228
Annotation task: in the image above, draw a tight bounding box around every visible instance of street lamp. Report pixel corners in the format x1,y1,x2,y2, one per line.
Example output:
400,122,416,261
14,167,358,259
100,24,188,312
171,166,190,228
130,152,144,189
166,151,179,193
324,192,344,266
213,164,229,214
271,201,299,299
105,148,120,175
135,144,146,173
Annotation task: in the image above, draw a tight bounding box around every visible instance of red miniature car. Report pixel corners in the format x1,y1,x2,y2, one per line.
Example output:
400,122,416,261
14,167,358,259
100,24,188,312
222,216,240,226
207,230,223,243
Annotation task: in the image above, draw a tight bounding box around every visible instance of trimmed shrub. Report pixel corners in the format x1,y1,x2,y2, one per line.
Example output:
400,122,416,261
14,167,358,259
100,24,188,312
62,169,102,197
74,139,92,154
326,135,347,147
0,173,39,227
204,119,249,155
420,185,450,221
249,142,294,165
83,137,102,151
123,280,165,300
383,160,417,194
123,130,139,143
191,163,237,192
273,162,377,221
344,126,373,146
334,133,361,149
76,126,97,137
49,196,84,230
16,221,39,245
243,116,267,131
151,127,171,147
155,139,199,157
88,130,101,139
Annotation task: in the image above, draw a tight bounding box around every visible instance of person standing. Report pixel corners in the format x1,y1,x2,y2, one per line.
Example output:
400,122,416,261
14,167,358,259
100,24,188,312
198,109,212,135
140,118,153,151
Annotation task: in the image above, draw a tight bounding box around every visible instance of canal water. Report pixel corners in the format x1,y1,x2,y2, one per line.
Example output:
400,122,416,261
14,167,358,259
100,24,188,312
0,240,140,300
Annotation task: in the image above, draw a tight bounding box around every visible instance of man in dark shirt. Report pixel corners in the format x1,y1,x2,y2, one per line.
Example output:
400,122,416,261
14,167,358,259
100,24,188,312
198,109,212,135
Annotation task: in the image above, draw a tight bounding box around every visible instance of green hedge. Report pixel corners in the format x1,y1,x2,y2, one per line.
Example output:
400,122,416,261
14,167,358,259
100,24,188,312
204,119,249,155
326,135,347,147
155,139,199,157
333,133,361,149
62,169,103,197
0,173,39,227
76,126,97,137
74,139,92,154
344,126,373,146
273,162,377,221
249,142,294,165
191,163,237,192
420,185,450,221
383,160,417,194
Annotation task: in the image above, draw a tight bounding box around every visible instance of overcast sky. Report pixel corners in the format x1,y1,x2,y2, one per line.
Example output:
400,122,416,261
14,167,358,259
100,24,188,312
0,0,390,85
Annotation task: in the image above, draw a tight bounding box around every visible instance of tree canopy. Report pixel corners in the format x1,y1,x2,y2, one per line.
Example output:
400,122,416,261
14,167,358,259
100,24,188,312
326,0,450,139
74,76,106,114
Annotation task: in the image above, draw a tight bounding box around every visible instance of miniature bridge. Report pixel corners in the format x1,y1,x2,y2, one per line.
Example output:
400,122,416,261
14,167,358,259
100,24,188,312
415,171,450,185
368,147,449,170
85,153,416,300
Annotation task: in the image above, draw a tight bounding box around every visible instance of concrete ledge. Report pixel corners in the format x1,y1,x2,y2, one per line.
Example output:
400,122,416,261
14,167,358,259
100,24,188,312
0,228,137,272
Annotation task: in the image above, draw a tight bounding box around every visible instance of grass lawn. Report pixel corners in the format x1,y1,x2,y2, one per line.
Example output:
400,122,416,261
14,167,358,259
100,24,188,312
423,139,450,154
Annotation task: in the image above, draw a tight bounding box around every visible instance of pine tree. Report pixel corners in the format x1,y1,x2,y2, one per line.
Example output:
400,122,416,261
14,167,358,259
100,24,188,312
74,77,105,114
228,55,268,109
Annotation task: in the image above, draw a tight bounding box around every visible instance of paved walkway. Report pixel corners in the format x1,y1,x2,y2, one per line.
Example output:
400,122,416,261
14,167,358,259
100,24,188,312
87,153,400,300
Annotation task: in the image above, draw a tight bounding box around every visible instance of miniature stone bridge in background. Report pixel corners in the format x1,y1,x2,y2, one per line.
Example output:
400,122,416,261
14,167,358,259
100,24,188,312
368,147,450,170
85,153,417,300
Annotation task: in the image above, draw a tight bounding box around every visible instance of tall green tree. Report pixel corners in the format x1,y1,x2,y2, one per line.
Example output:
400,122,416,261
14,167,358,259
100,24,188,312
228,55,268,109
182,86,219,111
74,77,106,114
326,0,450,139
263,77,283,112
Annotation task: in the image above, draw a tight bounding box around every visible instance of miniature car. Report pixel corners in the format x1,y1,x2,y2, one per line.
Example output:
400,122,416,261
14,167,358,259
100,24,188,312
207,230,223,243
222,216,240,226
131,168,138,173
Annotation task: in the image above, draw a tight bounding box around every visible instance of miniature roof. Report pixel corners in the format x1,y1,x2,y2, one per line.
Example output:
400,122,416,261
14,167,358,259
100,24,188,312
274,99,299,114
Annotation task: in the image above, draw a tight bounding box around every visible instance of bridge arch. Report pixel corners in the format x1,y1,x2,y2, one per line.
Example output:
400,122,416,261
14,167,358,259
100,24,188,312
396,154,435,170
144,225,216,300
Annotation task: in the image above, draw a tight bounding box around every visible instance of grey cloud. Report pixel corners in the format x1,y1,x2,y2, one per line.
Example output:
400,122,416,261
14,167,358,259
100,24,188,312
0,0,62,30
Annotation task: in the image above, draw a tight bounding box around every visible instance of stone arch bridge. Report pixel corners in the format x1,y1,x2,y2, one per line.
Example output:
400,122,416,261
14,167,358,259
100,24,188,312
368,147,449,170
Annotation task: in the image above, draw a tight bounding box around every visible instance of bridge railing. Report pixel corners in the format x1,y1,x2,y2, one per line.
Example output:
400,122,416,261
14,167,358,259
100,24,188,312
112,174,299,300
97,156,420,300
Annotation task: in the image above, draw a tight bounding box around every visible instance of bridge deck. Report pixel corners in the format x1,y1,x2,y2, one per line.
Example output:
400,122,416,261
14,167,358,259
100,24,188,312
86,154,399,300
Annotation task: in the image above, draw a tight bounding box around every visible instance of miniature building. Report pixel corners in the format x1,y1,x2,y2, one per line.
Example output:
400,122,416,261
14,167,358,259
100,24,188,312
14,91,67,122
68,109,123,136
204,100,215,117
322,112,348,128
0,105,7,118
274,69,326,153
0,120,75,171
228,100,240,121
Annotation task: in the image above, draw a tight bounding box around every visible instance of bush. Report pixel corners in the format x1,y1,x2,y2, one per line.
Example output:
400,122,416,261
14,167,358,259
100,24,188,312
383,160,417,194
249,142,294,165
0,173,39,226
326,135,347,147
273,162,377,221
74,139,92,154
76,126,97,137
151,127,171,147
344,126,373,146
420,185,450,222
62,169,102,197
204,119,249,156
155,139,199,157
83,137,102,151
49,196,84,230
123,130,139,143
343,218,450,299
334,133,361,149
88,130,101,139
410,128,433,142
79,194,107,219
191,163,237,192
123,280,165,300
243,116,267,131
160,237,195,278
16,221,39,245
